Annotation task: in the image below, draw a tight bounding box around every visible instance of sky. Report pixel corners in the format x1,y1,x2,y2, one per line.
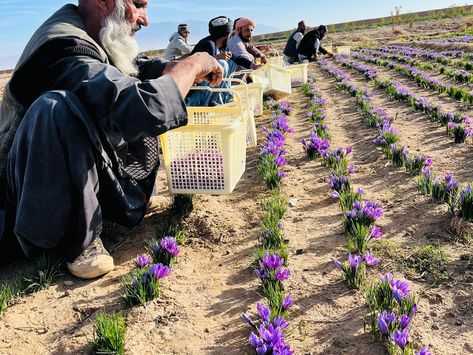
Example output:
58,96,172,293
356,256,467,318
0,0,470,68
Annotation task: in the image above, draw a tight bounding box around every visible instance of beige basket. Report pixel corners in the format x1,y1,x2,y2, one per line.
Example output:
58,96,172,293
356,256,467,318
266,49,285,67
286,63,308,87
251,64,292,98
336,46,351,57
160,89,247,195
229,70,264,116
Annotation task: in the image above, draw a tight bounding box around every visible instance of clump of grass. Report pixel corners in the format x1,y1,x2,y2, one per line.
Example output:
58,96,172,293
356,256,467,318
0,283,19,316
19,253,63,294
92,311,126,355
404,245,449,285
171,194,195,218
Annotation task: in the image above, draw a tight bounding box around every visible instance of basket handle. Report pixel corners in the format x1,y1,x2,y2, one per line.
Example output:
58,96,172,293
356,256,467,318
188,86,245,119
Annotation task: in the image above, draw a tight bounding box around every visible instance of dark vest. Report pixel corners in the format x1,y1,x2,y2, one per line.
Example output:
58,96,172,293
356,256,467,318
283,30,300,58
297,30,319,58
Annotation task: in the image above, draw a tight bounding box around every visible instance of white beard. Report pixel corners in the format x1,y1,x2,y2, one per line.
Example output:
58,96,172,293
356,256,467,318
99,0,139,76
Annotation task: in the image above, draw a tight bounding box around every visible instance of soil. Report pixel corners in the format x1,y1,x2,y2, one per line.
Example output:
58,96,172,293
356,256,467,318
1,15,473,355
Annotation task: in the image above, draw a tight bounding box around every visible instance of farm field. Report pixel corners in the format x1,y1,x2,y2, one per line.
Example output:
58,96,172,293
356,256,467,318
1,15,473,355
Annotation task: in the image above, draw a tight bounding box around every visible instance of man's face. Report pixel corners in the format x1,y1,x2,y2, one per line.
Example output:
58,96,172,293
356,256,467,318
180,29,190,39
239,24,254,42
123,0,149,36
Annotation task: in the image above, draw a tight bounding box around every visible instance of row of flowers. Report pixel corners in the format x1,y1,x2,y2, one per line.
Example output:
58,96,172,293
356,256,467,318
315,63,431,354
355,47,473,85
334,53,473,144
242,99,295,354
349,49,473,105
323,57,473,223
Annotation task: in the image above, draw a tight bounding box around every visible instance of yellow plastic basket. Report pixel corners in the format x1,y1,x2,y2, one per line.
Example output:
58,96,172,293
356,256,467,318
186,85,256,148
160,92,247,195
286,63,308,87
266,49,285,67
336,46,351,57
251,64,292,98
221,79,257,147
229,70,264,117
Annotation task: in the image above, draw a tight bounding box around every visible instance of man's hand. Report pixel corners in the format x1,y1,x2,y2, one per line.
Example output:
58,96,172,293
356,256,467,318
326,52,334,58
215,51,232,61
163,52,224,96
260,54,268,64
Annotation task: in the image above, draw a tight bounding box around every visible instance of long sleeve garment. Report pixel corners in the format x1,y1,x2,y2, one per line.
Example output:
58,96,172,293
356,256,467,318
164,32,192,60
0,5,188,262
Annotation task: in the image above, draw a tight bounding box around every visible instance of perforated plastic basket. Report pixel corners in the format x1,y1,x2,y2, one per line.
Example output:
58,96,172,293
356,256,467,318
251,64,292,98
160,92,247,195
266,49,285,67
336,46,351,57
286,63,308,87
229,70,264,117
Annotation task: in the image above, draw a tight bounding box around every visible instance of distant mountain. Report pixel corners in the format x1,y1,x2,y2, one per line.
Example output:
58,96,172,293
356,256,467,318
136,20,282,51
0,55,19,71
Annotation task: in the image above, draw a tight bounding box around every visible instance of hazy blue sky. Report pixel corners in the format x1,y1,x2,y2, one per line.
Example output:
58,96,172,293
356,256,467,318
0,0,470,65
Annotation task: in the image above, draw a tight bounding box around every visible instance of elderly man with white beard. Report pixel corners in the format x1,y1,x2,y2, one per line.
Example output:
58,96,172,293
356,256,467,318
0,0,223,279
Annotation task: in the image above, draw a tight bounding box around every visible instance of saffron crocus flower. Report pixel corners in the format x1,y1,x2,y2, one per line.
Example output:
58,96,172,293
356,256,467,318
370,226,384,239
416,345,432,355
333,258,343,270
348,165,357,174
276,267,291,281
409,303,418,317
242,313,257,329
256,302,270,322
364,251,380,266
391,328,409,349
348,253,362,269
263,254,284,269
398,314,411,329
149,263,172,279
274,155,287,167
282,294,293,310
161,236,180,257
377,310,396,334
390,279,411,303
136,254,150,268
272,316,289,329
278,169,288,178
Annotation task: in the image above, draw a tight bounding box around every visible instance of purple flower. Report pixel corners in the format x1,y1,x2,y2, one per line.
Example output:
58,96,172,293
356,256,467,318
409,304,418,317
278,169,288,179
370,226,384,239
377,310,396,334
255,269,269,279
256,302,270,322
346,146,352,154
276,268,291,281
273,316,289,329
333,258,343,270
274,155,287,167
364,251,380,266
391,328,409,349
424,158,433,166
348,253,362,270
390,279,411,303
149,263,172,279
348,165,357,174
161,236,180,257
416,345,432,355
263,254,284,269
398,314,411,329
282,294,293,310
136,254,150,268
242,313,257,329
356,187,365,195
